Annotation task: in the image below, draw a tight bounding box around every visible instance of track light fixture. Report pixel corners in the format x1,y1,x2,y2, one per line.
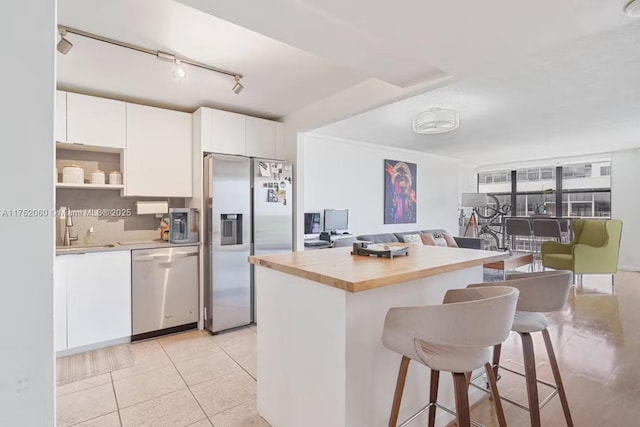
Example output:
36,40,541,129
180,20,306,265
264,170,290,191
57,25,244,91
172,59,187,79
57,29,73,55
232,76,244,95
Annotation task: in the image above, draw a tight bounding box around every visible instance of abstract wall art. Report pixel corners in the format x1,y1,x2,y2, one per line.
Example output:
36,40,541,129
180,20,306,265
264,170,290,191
384,159,417,224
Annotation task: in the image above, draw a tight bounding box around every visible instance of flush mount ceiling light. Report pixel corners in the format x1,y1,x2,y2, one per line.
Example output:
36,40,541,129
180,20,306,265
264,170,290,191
412,107,460,134
58,25,245,93
625,0,640,16
56,28,73,55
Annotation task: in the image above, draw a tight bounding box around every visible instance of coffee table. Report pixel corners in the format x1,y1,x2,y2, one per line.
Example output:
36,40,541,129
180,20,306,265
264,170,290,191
483,252,534,279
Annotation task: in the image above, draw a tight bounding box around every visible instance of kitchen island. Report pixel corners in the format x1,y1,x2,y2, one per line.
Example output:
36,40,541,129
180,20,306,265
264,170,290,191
248,244,507,427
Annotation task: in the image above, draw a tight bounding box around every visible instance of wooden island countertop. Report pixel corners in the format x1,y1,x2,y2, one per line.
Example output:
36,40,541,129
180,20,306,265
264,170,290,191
249,244,508,292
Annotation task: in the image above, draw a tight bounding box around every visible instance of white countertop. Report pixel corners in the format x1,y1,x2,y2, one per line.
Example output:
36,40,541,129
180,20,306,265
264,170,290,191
56,239,199,255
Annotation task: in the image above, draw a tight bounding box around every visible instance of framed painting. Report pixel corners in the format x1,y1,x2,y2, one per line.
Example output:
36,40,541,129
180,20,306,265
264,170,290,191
384,159,417,224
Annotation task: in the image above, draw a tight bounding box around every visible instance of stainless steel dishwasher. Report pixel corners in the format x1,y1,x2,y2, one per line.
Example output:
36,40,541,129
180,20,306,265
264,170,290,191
132,246,199,339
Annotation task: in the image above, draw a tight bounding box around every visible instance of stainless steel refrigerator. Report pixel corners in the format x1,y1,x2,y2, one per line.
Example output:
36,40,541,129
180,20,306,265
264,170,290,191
203,154,293,333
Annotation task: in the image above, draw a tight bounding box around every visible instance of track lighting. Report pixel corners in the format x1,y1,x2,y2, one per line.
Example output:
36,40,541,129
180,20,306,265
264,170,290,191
232,76,244,95
172,59,187,79
57,25,244,90
57,29,73,55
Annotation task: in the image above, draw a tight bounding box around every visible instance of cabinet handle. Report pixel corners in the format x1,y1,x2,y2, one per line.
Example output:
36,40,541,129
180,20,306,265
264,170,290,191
172,252,198,258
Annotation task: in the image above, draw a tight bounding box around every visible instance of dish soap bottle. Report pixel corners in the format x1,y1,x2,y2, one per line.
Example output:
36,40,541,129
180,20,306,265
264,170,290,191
84,227,96,245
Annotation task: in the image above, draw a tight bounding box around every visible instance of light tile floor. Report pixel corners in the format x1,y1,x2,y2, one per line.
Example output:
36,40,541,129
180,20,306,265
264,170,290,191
57,325,268,427
59,272,640,427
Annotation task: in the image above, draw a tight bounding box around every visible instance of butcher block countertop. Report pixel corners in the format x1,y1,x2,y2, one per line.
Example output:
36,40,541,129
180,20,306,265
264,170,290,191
248,244,508,293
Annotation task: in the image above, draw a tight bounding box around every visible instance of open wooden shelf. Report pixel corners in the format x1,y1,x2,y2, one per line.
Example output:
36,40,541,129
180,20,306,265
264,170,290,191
56,183,124,190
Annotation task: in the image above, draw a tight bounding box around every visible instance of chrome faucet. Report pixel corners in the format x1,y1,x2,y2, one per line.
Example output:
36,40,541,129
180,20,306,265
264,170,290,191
63,207,78,246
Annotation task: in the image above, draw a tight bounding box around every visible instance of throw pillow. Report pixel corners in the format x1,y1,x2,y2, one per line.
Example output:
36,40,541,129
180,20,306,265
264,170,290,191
420,233,436,246
442,232,458,248
402,234,423,245
433,237,448,247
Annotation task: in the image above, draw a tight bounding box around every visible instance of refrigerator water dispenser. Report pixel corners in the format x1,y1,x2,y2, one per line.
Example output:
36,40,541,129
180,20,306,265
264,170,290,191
220,214,243,245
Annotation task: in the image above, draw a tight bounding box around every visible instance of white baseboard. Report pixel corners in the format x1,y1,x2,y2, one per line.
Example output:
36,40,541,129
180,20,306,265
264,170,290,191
619,265,640,272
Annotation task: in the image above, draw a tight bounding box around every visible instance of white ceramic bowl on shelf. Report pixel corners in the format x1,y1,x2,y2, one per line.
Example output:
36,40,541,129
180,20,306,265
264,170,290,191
62,165,84,184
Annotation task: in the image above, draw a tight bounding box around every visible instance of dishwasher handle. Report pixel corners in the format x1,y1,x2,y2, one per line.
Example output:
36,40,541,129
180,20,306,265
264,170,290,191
133,251,198,262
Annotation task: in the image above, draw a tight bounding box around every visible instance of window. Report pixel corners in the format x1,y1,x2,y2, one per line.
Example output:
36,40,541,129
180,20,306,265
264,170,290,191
540,168,554,180
563,163,592,179
478,160,610,219
562,191,611,217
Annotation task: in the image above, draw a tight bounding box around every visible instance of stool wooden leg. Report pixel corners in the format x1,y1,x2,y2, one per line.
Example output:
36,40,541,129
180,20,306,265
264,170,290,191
520,332,541,427
388,356,410,427
484,362,507,427
542,329,574,427
492,343,502,380
452,372,471,427
428,370,439,427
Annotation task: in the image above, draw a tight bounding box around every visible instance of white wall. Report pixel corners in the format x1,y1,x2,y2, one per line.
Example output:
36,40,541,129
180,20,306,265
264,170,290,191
0,2,55,426
457,164,479,235
612,150,640,271
302,134,460,241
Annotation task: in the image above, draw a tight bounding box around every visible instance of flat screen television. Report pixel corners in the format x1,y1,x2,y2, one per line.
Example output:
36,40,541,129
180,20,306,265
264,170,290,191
304,212,322,235
324,209,349,232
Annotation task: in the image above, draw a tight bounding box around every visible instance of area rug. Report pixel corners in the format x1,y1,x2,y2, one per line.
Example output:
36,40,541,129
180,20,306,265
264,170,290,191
56,344,135,386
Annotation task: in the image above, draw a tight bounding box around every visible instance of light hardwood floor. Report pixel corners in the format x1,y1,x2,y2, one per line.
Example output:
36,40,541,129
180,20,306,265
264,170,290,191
58,272,640,426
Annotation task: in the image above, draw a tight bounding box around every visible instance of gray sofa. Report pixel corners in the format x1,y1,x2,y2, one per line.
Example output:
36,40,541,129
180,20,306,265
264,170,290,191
356,229,482,250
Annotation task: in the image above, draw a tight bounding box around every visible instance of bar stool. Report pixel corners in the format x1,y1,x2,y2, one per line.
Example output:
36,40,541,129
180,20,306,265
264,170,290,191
382,286,519,427
558,219,570,243
469,271,574,427
532,220,562,267
506,218,533,251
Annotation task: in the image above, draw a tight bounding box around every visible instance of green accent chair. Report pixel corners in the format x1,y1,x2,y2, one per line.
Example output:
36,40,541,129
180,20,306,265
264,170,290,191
541,219,623,288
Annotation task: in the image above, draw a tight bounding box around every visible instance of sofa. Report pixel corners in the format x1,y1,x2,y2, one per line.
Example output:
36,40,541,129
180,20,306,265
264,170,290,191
356,229,482,250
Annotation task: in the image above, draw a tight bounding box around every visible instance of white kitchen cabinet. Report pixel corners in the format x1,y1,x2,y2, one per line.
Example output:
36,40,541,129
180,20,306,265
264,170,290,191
54,256,68,352
66,251,131,349
246,116,276,159
125,103,192,197
66,92,126,149
205,109,246,155
275,122,286,160
56,90,67,143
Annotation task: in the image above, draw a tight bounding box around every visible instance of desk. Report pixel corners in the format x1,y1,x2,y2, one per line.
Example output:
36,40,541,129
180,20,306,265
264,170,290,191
303,240,332,250
304,234,355,250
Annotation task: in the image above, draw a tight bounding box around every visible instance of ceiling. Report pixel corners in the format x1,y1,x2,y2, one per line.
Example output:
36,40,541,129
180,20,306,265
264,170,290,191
179,0,630,87
58,0,636,136
314,21,640,166
57,0,365,119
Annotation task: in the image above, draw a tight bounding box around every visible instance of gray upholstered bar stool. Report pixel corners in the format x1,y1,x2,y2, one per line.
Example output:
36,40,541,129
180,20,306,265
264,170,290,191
382,286,519,427
469,271,574,427
506,218,533,251
532,220,562,264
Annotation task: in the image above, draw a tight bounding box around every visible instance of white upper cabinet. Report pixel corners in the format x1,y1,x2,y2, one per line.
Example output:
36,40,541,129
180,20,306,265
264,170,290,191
66,93,126,149
125,103,192,197
275,122,286,160
205,109,246,155
246,116,276,159
55,91,67,143
66,251,131,349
